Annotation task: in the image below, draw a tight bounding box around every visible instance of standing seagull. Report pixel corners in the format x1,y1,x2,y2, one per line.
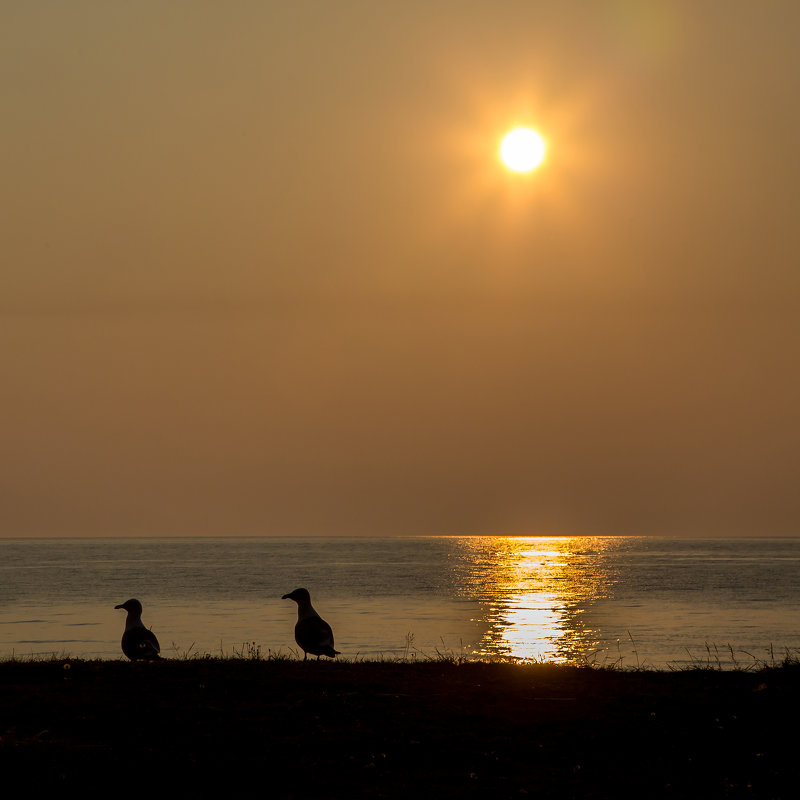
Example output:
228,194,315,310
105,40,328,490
114,598,161,660
282,588,340,661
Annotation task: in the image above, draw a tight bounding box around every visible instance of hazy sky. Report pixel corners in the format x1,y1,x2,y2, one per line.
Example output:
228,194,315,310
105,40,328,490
3,1,799,537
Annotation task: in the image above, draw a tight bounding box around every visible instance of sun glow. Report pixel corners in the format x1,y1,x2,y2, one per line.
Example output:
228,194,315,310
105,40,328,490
428,72,600,248
499,127,546,172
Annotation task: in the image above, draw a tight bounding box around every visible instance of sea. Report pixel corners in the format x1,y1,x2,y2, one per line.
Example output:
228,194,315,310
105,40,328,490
1,536,798,669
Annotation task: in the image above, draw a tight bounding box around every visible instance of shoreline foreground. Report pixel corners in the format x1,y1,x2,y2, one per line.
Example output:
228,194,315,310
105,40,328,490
1,659,797,798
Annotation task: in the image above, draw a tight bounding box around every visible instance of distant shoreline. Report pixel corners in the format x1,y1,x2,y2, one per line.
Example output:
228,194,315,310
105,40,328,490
3,533,800,540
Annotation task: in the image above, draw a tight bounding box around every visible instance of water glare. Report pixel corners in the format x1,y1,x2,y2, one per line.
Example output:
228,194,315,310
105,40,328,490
452,537,620,663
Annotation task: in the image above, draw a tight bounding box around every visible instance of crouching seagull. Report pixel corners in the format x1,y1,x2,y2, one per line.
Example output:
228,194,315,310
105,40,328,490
282,588,340,661
114,598,162,660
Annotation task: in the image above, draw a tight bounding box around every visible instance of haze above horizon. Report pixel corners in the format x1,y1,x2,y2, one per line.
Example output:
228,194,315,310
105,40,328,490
3,2,799,538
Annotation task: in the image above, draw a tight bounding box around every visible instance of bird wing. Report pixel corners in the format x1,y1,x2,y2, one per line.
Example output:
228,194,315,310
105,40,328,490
295,616,335,653
123,627,161,659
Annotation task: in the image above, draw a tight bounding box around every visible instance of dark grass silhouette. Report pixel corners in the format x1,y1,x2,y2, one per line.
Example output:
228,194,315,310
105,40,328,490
1,658,799,797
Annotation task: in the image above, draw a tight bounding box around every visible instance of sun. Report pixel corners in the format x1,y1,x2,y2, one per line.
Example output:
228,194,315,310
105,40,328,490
500,127,546,173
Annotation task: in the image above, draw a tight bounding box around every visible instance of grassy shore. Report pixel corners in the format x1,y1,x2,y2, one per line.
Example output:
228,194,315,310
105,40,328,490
1,658,798,798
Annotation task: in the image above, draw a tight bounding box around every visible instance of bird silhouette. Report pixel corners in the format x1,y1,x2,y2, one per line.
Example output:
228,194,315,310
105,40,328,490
114,598,161,660
282,587,340,661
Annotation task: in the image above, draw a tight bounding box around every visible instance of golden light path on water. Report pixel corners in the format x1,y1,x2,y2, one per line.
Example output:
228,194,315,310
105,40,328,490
455,537,620,663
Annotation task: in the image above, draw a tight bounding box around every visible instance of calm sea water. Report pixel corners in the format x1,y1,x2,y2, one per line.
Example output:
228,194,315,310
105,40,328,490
1,536,798,669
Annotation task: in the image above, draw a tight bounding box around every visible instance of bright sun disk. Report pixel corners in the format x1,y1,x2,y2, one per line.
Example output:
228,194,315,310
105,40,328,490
500,127,546,173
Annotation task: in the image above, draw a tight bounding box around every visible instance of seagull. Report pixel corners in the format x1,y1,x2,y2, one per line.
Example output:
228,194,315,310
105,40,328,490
282,587,340,661
114,598,162,661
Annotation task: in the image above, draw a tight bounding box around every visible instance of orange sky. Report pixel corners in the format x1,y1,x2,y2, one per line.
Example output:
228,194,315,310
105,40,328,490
3,1,799,537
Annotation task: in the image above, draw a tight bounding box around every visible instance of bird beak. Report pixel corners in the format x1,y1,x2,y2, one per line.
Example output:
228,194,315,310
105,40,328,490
281,594,290,599
114,604,124,609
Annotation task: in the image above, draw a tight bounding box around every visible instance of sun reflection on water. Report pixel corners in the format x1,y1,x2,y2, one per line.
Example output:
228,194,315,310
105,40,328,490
452,536,620,663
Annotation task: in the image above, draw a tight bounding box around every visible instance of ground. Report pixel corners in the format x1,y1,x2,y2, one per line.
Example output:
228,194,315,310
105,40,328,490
0,659,797,798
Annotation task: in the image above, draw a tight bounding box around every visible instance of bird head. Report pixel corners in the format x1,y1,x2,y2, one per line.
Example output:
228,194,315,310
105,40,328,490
281,588,311,604
114,598,143,615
